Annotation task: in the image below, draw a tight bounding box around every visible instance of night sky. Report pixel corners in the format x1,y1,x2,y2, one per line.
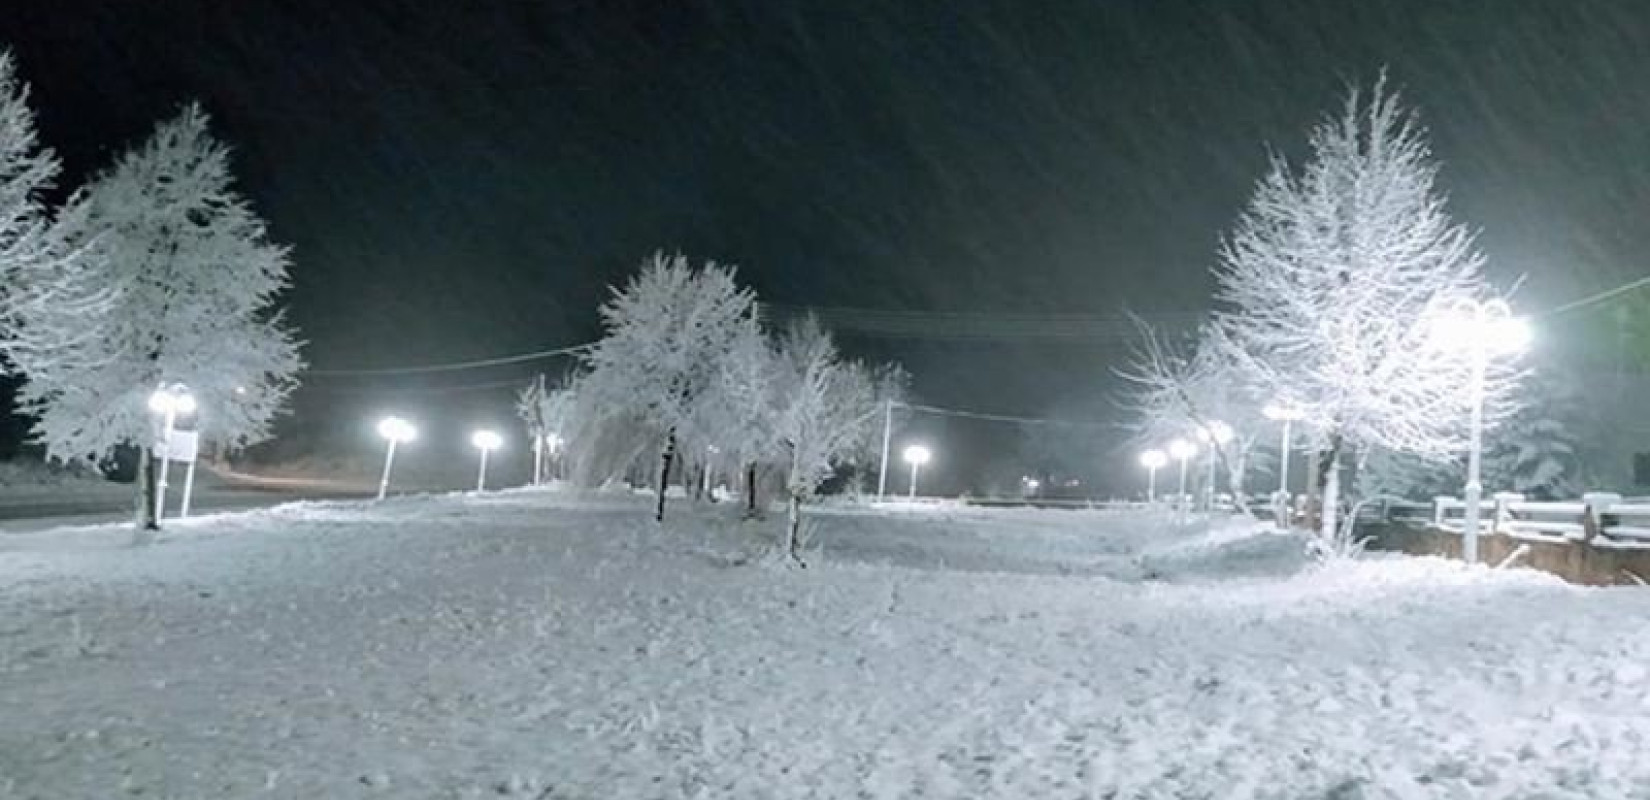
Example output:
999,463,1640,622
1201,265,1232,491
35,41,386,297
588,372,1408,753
3,1,1648,490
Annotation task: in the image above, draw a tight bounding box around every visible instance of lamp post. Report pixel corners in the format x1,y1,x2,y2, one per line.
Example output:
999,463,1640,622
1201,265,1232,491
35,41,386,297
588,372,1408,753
147,383,196,522
1263,403,1305,528
1431,298,1530,563
531,432,543,486
1195,421,1233,512
471,429,503,491
1139,448,1167,503
376,416,417,500
903,444,931,499
1168,438,1197,513
544,433,564,482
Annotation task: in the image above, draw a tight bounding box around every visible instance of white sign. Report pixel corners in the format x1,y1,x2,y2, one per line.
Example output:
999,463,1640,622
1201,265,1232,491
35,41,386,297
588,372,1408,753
156,430,200,463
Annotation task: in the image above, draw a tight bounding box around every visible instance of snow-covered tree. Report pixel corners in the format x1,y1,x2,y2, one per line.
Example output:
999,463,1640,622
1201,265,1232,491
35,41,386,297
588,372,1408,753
1119,320,1264,511
517,372,579,483
768,316,876,561
692,313,778,513
851,362,912,494
1211,75,1520,543
0,52,108,374
20,104,303,472
580,252,758,520
1361,367,1588,502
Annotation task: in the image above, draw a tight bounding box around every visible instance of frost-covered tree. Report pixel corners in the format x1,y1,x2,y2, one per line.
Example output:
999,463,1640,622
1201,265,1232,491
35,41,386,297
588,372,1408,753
1361,370,1587,502
21,104,303,474
0,52,107,374
769,317,876,562
851,362,912,494
692,314,778,513
581,252,758,521
1211,75,1519,543
1119,321,1264,511
517,372,579,483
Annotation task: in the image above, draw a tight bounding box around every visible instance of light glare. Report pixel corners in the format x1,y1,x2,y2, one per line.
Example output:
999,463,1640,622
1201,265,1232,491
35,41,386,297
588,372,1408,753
377,416,417,443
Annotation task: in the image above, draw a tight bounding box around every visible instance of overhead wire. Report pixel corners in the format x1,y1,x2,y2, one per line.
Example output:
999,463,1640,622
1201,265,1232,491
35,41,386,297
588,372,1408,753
1537,273,1650,318
307,342,594,377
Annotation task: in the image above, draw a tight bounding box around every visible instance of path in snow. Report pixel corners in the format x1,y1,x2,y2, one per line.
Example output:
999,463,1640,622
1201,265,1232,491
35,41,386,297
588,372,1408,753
2,491,1649,798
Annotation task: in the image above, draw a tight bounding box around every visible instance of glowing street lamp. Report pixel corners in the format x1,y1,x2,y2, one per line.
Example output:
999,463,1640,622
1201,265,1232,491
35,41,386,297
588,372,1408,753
1139,448,1167,503
471,429,503,491
1168,438,1197,512
1263,403,1306,527
1195,421,1233,512
376,416,417,501
1429,298,1531,563
903,444,932,499
147,383,196,523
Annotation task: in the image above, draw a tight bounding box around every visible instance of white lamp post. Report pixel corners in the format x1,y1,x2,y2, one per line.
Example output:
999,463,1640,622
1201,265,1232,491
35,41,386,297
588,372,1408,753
471,429,503,491
545,433,564,483
1168,438,1197,513
147,383,196,522
1139,448,1167,503
1263,403,1305,528
903,444,932,499
531,432,543,485
1430,298,1530,563
1195,421,1233,512
376,416,417,500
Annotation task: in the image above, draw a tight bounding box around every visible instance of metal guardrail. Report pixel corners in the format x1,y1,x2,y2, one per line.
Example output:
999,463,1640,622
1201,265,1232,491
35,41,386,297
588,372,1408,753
1413,493,1650,547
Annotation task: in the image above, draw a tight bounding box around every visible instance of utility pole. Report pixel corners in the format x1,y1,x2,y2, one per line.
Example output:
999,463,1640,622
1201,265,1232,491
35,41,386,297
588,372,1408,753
876,399,894,500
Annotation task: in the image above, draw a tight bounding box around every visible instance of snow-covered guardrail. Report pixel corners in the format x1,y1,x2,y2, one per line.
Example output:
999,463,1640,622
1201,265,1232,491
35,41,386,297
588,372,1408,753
1422,492,1650,548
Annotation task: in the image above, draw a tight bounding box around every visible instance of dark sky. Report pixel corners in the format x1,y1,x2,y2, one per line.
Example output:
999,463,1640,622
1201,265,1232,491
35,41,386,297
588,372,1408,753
3,1,1648,488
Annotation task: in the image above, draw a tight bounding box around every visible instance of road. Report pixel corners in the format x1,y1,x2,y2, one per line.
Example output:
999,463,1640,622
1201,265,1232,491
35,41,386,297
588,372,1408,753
0,487,382,533
0,465,397,533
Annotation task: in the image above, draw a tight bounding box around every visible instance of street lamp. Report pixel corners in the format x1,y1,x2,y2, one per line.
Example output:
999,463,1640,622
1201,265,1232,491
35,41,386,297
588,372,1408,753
1168,438,1197,513
147,383,196,522
1195,421,1233,512
471,429,503,491
903,444,932,499
1263,403,1306,528
376,416,417,501
1139,448,1167,503
1430,298,1530,563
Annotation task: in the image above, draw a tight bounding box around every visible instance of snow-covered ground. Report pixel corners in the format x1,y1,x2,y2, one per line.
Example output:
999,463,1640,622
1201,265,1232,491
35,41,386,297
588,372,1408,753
3,491,1649,799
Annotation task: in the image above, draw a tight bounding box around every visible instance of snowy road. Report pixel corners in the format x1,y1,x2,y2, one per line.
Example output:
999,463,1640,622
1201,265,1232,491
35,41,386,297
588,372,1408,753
0,486,375,532
3,491,1649,798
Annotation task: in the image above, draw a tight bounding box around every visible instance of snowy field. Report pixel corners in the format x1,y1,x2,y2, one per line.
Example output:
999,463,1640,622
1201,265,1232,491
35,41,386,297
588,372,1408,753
3,492,1650,799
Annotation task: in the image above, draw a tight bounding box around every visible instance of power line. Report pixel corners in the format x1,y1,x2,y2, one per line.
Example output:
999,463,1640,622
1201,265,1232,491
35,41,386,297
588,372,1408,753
1540,273,1650,318
305,377,532,395
307,342,594,377
900,402,1115,429
759,303,1203,343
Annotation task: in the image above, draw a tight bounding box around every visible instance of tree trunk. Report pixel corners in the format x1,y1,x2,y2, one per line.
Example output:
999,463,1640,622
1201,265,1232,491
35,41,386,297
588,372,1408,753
786,492,804,565
135,446,160,533
1317,433,1344,545
1304,448,1322,532
655,433,675,522
1227,442,1251,515
745,462,758,518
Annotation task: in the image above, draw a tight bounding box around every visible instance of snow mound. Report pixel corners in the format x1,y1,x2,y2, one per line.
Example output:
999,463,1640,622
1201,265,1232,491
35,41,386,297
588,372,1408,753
1136,517,1313,581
